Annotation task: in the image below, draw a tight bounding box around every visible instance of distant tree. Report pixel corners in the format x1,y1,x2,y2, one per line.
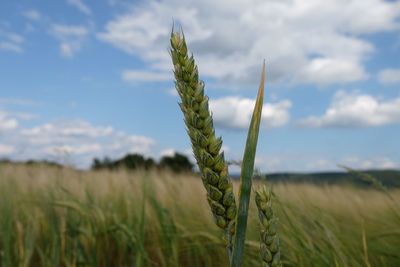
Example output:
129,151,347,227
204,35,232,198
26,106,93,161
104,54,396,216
114,154,156,170
0,158,11,164
92,154,155,170
92,157,113,170
91,158,106,170
91,152,193,173
159,152,193,173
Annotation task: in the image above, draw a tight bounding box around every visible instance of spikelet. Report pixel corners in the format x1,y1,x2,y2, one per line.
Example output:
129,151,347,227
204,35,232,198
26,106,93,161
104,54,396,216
255,186,282,267
170,31,237,237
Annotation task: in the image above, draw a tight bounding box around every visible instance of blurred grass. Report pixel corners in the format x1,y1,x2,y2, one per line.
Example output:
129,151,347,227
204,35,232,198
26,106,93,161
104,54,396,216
0,163,399,267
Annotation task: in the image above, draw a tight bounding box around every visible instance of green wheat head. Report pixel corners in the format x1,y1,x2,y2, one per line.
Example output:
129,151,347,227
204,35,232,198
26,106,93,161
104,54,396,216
255,186,282,267
170,31,237,236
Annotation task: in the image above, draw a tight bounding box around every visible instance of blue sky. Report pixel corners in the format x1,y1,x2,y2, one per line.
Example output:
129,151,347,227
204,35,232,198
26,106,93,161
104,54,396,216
0,0,399,172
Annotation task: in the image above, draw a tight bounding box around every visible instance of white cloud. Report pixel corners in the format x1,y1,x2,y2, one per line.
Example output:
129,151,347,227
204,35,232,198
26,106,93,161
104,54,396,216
107,134,156,158
160,148,176,157
67,0,92,15
306,159,335,171
341,156,399,170
22,120,113,141
0,42,22,53
7,120,156,168
298,58,368,85
378,68,400,84
107,0,132,6
0,29,24,53
254,155,289,173
122,70,171,83
51,24,88,38
167,88,179,96
22,9,42,21
254,154,399,172
5,33,24,44
59,42,80,57
0,111,18,131
221,145,230,154
209,96,291,129
0,99,39,122
43,144,101,155
50,24,88,57
10,112,38,121
0,118,156,168
97,0,400,86
299,90,400,127
0,144,15,156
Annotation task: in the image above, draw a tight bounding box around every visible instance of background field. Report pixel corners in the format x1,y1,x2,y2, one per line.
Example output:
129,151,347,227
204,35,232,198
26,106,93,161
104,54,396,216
0,163,399,267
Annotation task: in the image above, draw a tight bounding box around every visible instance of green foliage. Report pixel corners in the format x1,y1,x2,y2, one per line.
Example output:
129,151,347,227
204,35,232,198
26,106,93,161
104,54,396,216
91,153,194,173
159,153,194,173
92,154,156,170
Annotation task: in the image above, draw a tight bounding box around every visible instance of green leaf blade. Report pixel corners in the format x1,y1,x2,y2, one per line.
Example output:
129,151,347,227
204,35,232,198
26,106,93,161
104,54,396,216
231,62,265,267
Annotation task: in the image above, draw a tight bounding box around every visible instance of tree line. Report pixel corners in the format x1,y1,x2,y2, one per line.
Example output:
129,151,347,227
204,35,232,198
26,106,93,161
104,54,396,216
91,152,194,173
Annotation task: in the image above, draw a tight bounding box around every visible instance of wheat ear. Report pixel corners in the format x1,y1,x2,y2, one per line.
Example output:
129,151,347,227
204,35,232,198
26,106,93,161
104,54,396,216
255,186,282,267
170,31,237,248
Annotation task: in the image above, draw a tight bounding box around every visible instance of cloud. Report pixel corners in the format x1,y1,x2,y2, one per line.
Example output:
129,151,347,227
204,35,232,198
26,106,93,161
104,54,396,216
378,68,400,84
209,96,291,129
298,58,368,85
10,112,38,121
340,156,399,170
0,111,18,131
22,9,42,21
50,24,89,57
254,154,399,172
122,70,171,83
67,0,92,15
97,0,400,86
43,144,102,156
21,120,114,142
59,43,80,57
160,148,176,157
298,90,400,127
0,28,24,53
106,134,156,158
0,118,156,168
0,144,15,156
167,88,179,96
51,24,88,39
0,42,22,53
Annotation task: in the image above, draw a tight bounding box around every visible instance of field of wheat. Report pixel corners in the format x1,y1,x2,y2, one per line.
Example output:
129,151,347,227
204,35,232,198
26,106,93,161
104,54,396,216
0,163,399,267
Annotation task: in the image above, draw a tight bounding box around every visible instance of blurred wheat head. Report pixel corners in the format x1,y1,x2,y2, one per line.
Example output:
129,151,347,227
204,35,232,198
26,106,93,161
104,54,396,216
255,186,282,267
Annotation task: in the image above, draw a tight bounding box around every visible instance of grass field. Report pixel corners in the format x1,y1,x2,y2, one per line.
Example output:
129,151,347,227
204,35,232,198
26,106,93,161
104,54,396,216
0,163,399,267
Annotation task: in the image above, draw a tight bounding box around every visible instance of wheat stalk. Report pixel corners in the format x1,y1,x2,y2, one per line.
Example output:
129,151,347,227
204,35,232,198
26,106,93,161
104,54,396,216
255,186,282,267
170,30,237,253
